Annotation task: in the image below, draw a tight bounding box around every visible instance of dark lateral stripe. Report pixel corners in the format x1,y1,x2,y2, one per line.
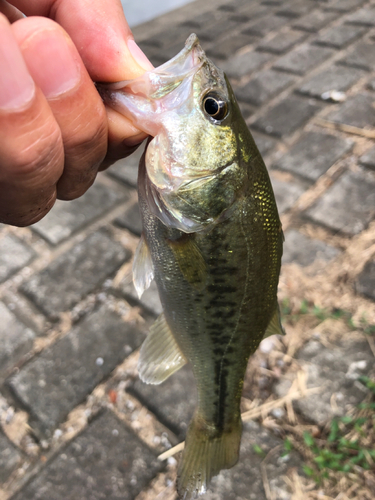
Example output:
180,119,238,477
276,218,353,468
213,359,228,432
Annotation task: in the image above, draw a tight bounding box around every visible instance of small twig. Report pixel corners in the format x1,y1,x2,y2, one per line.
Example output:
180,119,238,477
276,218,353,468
261,446,282,500
314,118,375,139
367,335,375,358
158,441,184,461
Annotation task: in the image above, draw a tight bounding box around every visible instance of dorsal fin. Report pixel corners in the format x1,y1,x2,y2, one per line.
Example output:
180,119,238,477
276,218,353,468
138,313,187,384
132,235,154,298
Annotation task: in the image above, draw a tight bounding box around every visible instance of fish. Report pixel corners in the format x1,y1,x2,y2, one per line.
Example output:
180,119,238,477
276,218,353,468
100,34,284,499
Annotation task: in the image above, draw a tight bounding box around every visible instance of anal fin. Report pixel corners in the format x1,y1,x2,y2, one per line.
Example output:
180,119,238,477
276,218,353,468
263,303,285,339
138,313,187,384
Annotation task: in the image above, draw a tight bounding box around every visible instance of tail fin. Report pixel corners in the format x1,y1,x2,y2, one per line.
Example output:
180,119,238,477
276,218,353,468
177,416,242,499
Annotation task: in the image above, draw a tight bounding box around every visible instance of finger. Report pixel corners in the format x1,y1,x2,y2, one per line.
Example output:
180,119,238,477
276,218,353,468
0,14,64,226
100,107,147,170
13,16,108,200
9,0,153,81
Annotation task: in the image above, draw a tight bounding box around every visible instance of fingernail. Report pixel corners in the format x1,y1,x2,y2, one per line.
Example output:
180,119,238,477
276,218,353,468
127,39,154,71
0,15,35,110
22,29,81,98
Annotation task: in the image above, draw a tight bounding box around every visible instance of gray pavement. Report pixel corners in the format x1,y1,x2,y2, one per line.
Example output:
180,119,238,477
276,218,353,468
1,0,375,498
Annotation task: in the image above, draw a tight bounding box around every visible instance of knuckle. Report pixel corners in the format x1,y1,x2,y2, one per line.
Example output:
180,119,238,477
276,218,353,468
64,108,108,162
7,119,63,179
57,175,95,201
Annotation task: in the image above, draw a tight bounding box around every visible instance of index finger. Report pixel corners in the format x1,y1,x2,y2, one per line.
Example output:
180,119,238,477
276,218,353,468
8,0,153,81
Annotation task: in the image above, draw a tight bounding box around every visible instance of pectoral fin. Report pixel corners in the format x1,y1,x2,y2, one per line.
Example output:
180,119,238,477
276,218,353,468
263,304,285,338
132,235,154,298
138,313,187,384
167,235,207,290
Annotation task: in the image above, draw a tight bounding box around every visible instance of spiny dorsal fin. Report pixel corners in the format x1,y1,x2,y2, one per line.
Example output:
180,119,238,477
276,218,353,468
264,304,285,338
167,235,207,290
138,313,187,385
132,234,154,298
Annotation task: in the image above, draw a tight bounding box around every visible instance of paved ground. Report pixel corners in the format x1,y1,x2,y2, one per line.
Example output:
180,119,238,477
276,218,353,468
1,0,375,499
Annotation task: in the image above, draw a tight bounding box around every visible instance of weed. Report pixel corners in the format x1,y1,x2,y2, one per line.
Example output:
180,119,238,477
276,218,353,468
296,378,375,483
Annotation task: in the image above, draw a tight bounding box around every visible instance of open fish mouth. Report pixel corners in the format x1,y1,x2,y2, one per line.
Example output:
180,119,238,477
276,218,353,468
97,33,207,131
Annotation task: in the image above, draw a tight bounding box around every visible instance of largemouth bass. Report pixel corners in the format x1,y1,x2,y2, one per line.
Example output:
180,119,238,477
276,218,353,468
101,34,284,499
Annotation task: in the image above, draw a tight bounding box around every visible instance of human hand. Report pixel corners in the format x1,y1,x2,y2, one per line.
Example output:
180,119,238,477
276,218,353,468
0,0,153,226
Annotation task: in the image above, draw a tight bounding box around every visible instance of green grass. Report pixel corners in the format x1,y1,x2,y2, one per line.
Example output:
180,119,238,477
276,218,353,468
283,377,375,484
280,298,374,335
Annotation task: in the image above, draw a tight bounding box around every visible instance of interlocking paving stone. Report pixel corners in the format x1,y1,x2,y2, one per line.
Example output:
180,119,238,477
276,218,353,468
313,24,365,49
31,181,129,246
107,146,143,188
273,131,353,182
0,234,35,283
269,174,307,213
273,43,334,75
368,79,375,91
221,49,272,79
345,6,375,26
297,65,365,99
305,170,375,235
235,69,295,106
339,42,375,71
292,9,337,32
257,29,306,54
252,96,322,138
356,260,375,301
129,365,196,439
243,14,289,37
324,0,366,12
207,32,258,60
282,229,340,266
359,145,375,171
275,339,374,425
21,231,130,319
250,130,277,157
180,9,226,29
7,305,146,435
114,202,142,236
10,410,162,500
201,420,302,499
0,301,35,377
0,430,22,483
276,0,315,18
142,25,190,49
230,3,268,22
197,18,238,42
119,277,163,317
326,93,375,129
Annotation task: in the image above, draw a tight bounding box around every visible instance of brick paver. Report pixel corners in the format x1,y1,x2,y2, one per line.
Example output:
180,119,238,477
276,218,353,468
8,304,147,436
20,231,131,319
10,410,163,500
0,234,35,284
273,131,353,182
1,0,375,498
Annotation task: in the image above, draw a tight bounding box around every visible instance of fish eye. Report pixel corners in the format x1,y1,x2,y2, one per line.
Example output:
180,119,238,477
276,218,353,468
202,92,228,121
